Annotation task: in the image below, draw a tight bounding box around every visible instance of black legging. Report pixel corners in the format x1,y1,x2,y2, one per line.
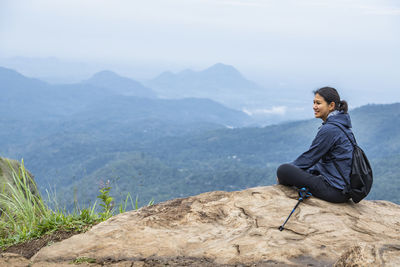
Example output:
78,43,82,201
277,163,350,203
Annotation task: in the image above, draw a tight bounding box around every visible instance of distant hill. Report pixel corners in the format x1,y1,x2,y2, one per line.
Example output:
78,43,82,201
71,96,252,128
0,66,251,126
9,102,399,209
0,66,117,149
2,66,398,209
145,63,271,111
0,66,47,91
83,70,157,98
0,66,254,163
0,66,114,119
0,67,253,148
141,103,400,164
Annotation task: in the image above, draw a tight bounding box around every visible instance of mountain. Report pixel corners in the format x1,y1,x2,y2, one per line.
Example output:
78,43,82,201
0,57,94,83
10,102,399,210
0,66,251,127
145,63,270,111
0,66,119,150
10,95,253,196
0,67,254,188
0,66,116,119
83,70,157,98
0,66,52,118
71,96,252,129
2,66,398,210
0,66,47,91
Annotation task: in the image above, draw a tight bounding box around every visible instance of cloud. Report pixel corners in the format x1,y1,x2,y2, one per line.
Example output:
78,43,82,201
359,5,400,16
243,106,287,116
218,0,269,8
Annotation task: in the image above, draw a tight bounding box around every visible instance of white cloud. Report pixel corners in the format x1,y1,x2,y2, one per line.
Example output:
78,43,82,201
359,5,400,15
243,106,287,116
217,0,270,8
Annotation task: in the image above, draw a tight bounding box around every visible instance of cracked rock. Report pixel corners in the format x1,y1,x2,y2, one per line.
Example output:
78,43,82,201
29,185,400,266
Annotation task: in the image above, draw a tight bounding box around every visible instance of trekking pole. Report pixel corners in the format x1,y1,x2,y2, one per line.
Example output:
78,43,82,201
278,187,312,231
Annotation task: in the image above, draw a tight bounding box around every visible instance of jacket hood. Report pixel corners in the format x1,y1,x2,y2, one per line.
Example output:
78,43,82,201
324,111,352,128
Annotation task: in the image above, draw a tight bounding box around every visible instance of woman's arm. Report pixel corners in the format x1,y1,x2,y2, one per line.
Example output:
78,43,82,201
292,126,337,170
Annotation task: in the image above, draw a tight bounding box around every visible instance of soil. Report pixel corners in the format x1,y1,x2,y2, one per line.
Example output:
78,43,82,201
2,230,81,259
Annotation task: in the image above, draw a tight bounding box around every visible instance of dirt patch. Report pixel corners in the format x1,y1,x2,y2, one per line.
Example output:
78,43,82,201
137,192,229,228
2,230,80,259
138,197,194,227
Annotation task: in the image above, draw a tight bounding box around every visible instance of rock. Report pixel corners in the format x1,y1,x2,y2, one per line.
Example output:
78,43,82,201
334,243,400,267
31,185,400,266
0,253,31,267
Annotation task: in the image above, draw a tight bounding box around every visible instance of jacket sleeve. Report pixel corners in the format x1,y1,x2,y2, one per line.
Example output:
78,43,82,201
292,125,337,170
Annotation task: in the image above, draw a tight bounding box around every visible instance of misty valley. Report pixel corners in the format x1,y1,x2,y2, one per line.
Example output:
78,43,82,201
1,65,399,211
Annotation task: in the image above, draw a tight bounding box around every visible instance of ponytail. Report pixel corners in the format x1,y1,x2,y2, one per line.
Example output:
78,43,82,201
338,100,348,113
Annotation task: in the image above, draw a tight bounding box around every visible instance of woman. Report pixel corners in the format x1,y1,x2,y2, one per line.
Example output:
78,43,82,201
277,86,354,203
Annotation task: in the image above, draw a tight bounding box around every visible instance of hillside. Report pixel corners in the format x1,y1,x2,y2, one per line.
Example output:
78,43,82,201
145,63,271,111
0,66,254,151
83,70,157,98
1,66,399,210
11,103,400,209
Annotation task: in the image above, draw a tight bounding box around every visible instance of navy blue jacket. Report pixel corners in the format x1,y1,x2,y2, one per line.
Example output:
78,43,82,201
292,111,355,190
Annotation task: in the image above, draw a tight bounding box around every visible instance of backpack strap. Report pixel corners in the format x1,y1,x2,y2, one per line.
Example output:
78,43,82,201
327,122,357,147
327,122,354,195
332,158,350,194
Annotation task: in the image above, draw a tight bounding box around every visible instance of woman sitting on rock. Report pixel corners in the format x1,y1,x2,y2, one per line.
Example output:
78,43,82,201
277,86,354,203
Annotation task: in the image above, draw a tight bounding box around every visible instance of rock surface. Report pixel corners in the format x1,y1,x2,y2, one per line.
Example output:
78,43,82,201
31,185,400,266
0,253,31,267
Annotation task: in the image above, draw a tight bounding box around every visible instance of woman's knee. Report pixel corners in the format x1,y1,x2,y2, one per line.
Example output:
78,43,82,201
277,163,293,177
276,163,295,184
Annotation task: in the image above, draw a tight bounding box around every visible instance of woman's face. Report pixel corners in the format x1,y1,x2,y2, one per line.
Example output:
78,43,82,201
313,93,335,121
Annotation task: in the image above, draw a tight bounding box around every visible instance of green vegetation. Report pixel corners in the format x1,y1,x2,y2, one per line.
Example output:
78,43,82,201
72,256,97,264
0,160,50,246
0,160,152,249
97,183,114,221
2,67,399,210
368,155,400,204
2,102,400,211
1,103,396,210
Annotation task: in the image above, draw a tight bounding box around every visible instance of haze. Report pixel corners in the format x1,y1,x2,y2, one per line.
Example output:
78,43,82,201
1,0,399,111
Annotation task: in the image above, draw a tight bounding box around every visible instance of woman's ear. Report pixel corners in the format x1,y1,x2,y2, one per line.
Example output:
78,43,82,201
329,101,336,112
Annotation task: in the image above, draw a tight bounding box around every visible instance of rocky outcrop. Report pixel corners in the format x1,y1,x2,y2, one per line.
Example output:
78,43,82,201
28,185,400,266
335,243,400,267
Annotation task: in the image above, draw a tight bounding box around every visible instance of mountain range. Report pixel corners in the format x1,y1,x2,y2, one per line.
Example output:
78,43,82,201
1,62,314,124
83,70,157,98
1,65,399,210
145,63,272,111
0,66,254,150
17,102,399,209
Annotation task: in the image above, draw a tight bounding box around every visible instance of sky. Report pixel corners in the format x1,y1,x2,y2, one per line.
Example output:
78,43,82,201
0,0,399,108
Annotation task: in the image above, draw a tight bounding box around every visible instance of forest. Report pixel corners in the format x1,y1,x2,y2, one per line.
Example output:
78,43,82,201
1,66,399,209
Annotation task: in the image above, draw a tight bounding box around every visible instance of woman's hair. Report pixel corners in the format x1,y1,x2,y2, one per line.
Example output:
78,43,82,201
313,86,348,113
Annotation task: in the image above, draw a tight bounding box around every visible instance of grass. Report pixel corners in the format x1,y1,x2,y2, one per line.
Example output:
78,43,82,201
0,159,153,249
71,256,97,264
